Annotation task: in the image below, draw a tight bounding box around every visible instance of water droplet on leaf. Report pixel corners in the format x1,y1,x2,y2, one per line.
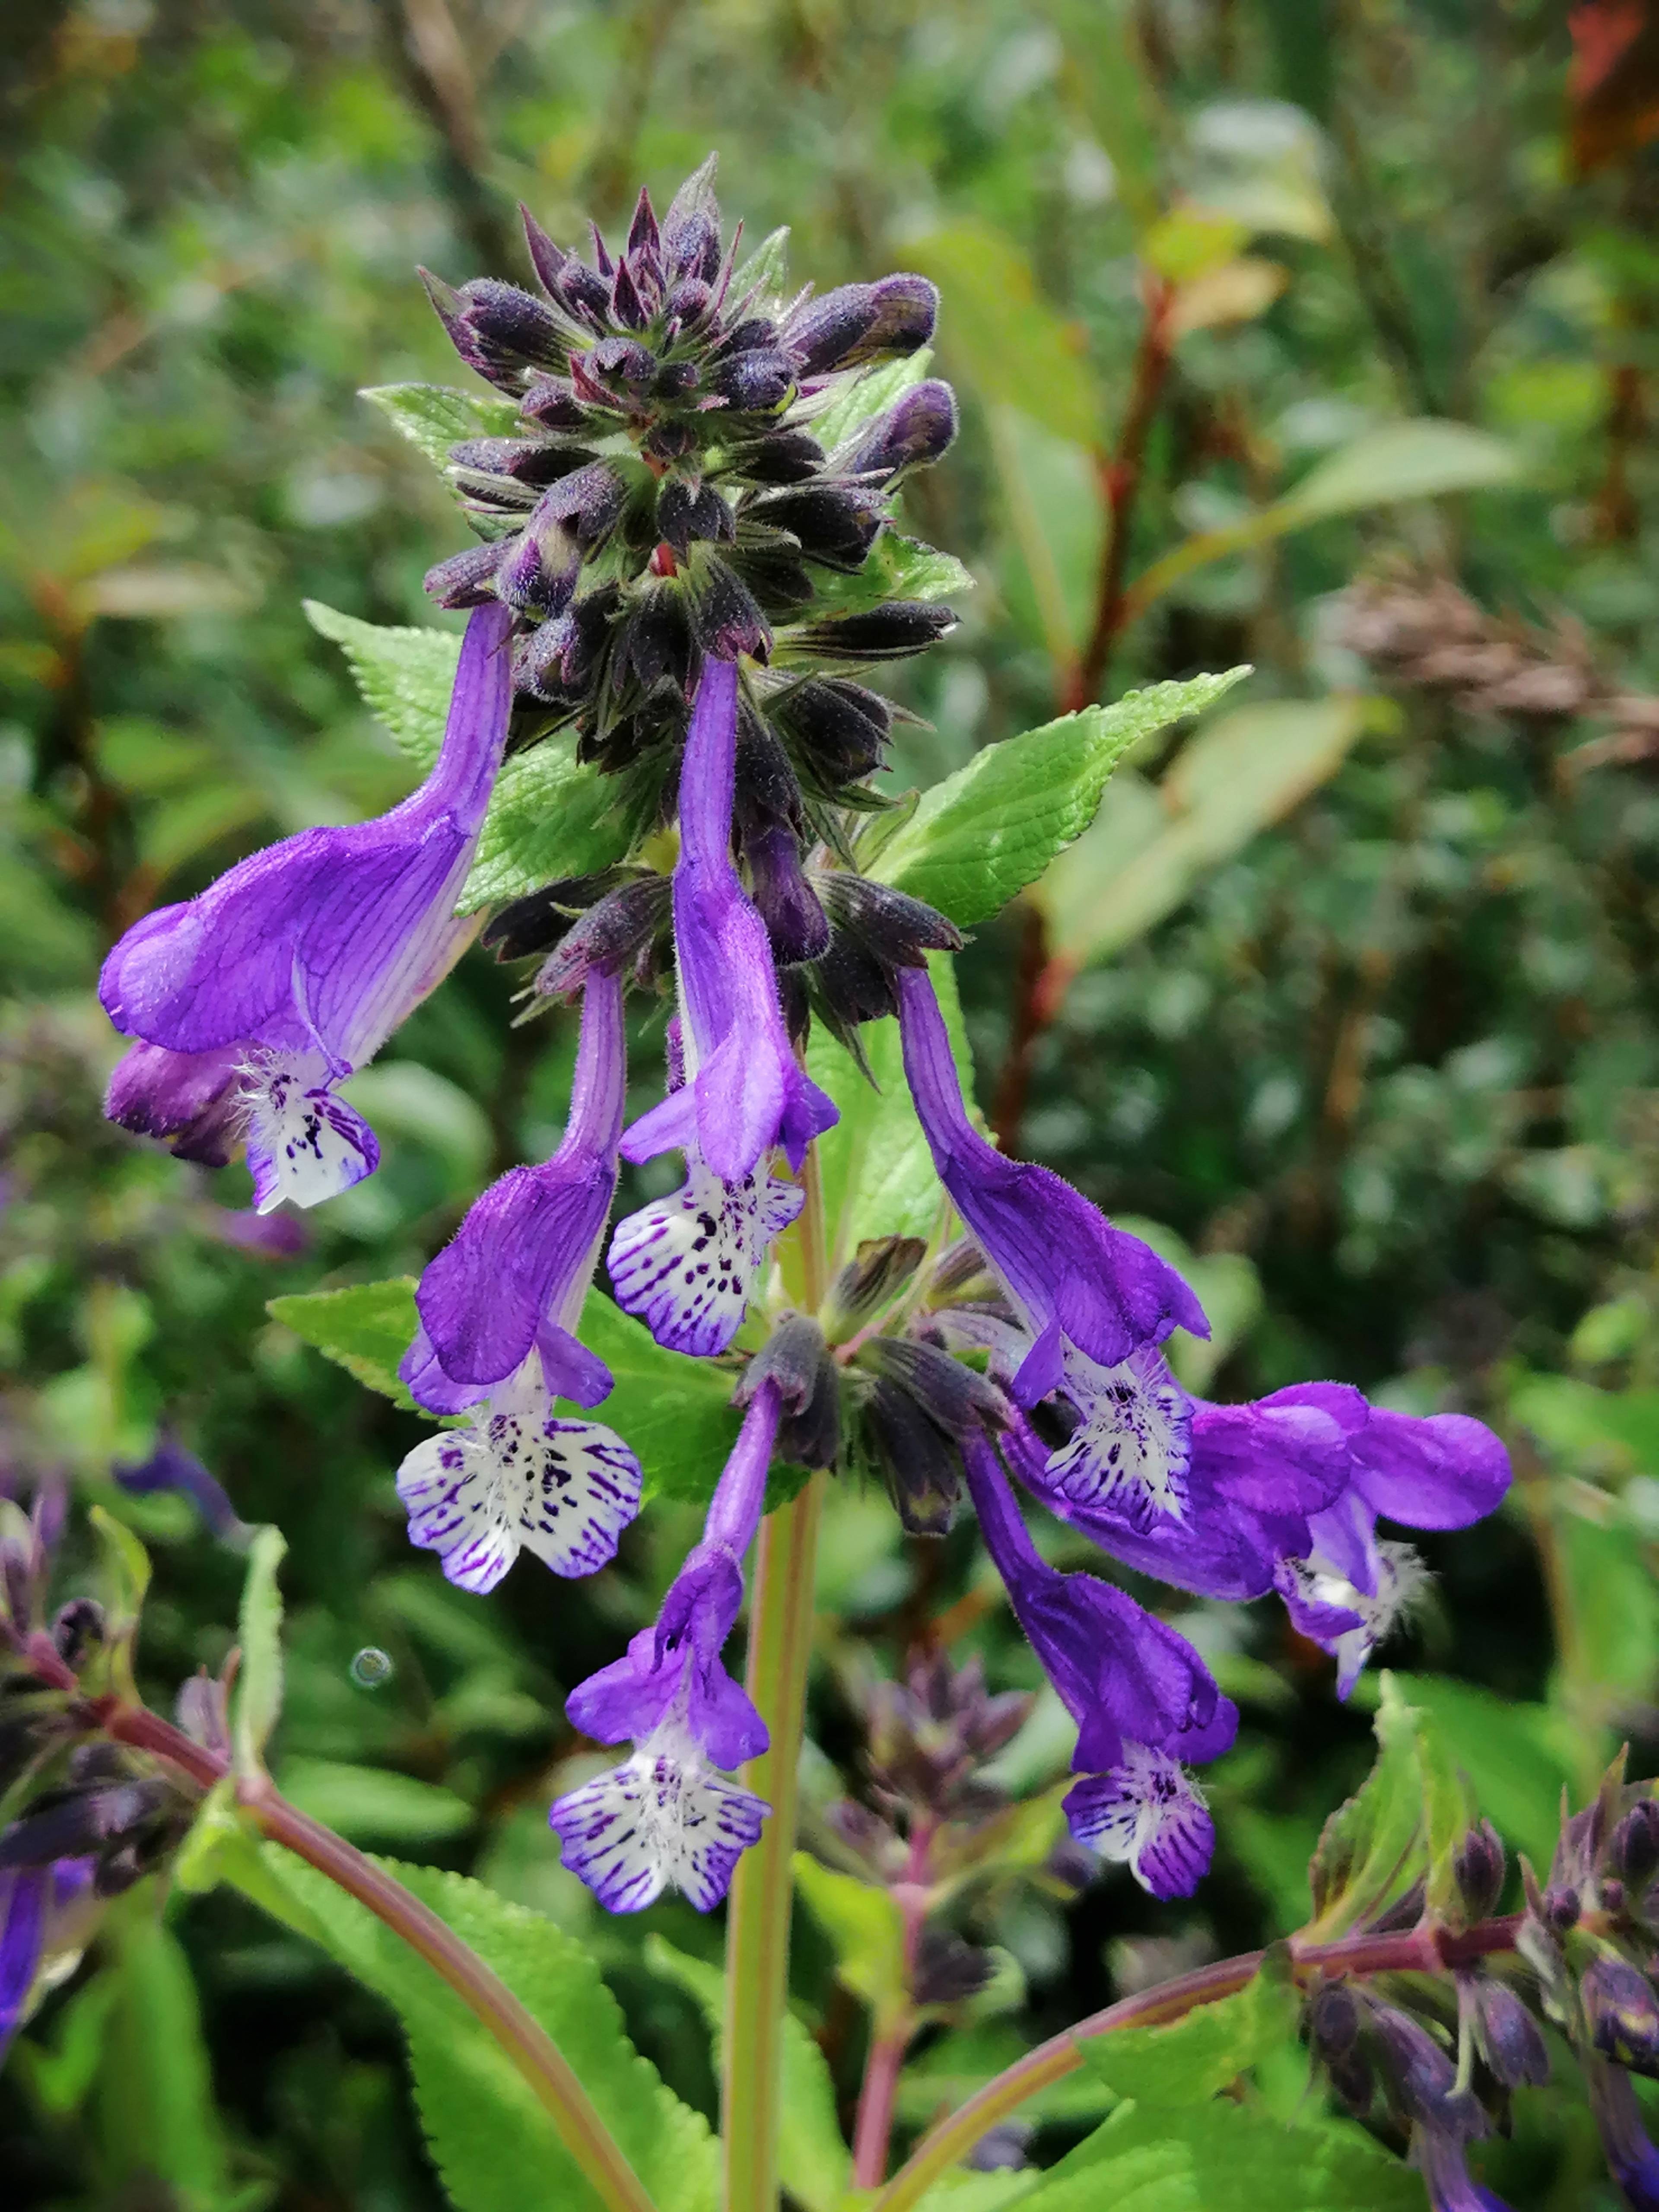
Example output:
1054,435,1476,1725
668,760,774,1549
350,1646,393,1688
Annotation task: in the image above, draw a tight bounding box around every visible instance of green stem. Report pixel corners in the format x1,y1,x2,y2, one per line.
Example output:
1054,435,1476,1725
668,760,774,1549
867,1914,1528,2212
722,1145,830,2212
96,1699,658,2212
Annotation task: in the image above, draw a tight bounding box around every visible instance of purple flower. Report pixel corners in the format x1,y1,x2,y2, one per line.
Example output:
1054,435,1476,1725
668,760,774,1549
549,1379,781,1911
960,1436,1234,1900
1269,1386,1510,1697
395,967,642,1592
608,659,836,1356
1589,2055,1659,2211
1,1859,95,2066
113,1435,251,1544
100,603,513,1212
894,966,1206,1401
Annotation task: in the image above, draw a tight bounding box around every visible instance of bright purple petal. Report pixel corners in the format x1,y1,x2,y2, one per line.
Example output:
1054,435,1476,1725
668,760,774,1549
1064,1746,1216,1900
104,1041,246,1167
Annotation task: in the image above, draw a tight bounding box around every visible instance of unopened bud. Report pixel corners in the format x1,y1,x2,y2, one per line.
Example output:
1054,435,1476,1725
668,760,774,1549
912,1927,995,2009
1471,1978,1550,2089
51,1598,104,1669
1544,1883,1582,1936
1584,1955,1659,2076
735,1314,840,1471
1614,1802,1659,1890
1307,1983,1372,2115
1453,1819,1506,1920
826,1236,928,1335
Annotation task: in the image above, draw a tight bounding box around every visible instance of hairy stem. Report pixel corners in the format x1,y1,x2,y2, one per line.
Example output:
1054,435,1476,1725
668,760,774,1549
722,1149,830,2212
867,1913,1527,2212
96,1700,659,2212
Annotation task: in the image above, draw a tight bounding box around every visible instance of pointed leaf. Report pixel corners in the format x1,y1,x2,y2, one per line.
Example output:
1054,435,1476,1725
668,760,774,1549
1076,1951,1299,2106
362,383,522,468
232,1524,286,1779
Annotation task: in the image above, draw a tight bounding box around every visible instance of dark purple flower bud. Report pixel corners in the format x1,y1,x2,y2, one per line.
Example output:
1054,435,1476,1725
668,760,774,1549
652,359,700,399
498,519,580,618
735,1314,840,1470
1583,1955,1659,2075
664,277,713,325
50,1599,103,1668
728,429,825,485
1545,1882,1581,1935
663,155,722,282
1454,1820,1506,1920
424,540,505,609
963,2122,1032,2174
591,334,655,384
658,480,735,555
856,273,939,363
105,1040,245,1169
521,376,587,429
772,679,892,784
826,1236,928,1333
912,1927,995,2008
515,591,615,702
94,1841,149,1897
859,1377,962,1535
746,826,830,964
1370,2002,1468,2132
748,483,884,572
712,349,795,411
423,273,568,383
448,437,591,489
783,284,884,377
610,258,650,329
840,380,959,481
1614,1802,1659,1889
733,702,803,833
613,587,693,695
626,187,661,263
686,556,772,661
1471,1978,1549,2090
858,1337,1010,1443
818,872,965,969
0,1780,170,1869
532,877,673,1000
797,602,957,661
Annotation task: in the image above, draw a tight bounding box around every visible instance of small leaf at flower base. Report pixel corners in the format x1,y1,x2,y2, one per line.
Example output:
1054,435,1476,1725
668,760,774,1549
361,382,523,468
305,598,464,759
793,1851,909,2028
233,1524,287,1779
1077,1950,1299,2107
87,1504,151,1701
791,529,974,623
868,670,1249,927
267,1276,423,1411
255,1850,720,2212
643,1936,852,2212
812,348,936,453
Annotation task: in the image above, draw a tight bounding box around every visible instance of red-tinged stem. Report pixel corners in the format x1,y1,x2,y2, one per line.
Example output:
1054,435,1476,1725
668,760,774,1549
867,1912,1532,2212
88,1698,659,2212
850,1827,934,2187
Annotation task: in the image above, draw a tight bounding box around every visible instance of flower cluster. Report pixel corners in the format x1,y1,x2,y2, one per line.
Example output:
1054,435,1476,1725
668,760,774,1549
88,160,1514,1932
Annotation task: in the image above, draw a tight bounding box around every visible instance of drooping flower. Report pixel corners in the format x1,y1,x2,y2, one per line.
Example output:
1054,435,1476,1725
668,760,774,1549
1588,2054,1659,2211
395,966,642,1590
101,602,513,1211
959,1436,1235,1899
608,658,836,1357
549,1374,785,1911
893,966,1206,1404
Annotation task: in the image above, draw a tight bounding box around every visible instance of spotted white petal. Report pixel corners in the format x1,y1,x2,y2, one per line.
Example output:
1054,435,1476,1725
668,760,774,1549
245,1052,378,1214
607,1152,802,1357
397,1385,642,1594
1046,1344,1192,1529
1297,1539,1430,1697
549,1728,769,1913
1065,1742,1214,1900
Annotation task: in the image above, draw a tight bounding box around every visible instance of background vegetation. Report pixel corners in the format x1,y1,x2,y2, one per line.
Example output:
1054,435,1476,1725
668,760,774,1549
5,0,1659,2204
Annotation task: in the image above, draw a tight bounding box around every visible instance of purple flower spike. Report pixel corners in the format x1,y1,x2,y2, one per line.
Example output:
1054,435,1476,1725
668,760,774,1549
101,603,513,1211
961,1436,1233,1900
609,659,836,1357
550,1380,782,1912
893,966,1207,1396
395,969,642,1592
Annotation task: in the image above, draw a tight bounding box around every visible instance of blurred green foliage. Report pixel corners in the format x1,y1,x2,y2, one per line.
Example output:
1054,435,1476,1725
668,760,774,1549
7,0,1659,2204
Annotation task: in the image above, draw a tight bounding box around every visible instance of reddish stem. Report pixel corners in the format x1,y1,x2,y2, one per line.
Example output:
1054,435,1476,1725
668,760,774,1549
851,1820,934,2187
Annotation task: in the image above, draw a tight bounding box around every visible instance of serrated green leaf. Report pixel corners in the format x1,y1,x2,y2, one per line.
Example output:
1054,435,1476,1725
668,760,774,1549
1016,2094,1424,2212
304,602,636,909
731,224,790,304
267,1276,423,1411
276,1758,475,1845
264,1850,720,2212
1077,1954,1299,2107
868,671,1248,927
643,1936,852,2212
812,349,935,454
809,952,973,1277
233,1525,286,1778
793,1851,907,2028
361,383,521,468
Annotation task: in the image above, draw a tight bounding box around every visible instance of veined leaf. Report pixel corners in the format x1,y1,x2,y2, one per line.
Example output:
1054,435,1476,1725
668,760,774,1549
93,1904,235,2209
361,382,521,468
573,1294,743,1506
868,670,1248,927
796,529,974,622
1306,1673,1473,1939
267,1276,423,1411
263,1850,720,2212
644,1936,852,2212
1076,1952,1298,2107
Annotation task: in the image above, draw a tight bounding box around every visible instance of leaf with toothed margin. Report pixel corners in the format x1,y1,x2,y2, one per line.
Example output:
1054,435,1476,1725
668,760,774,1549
1076,1950,1298,2107
791,529,973,623
304,601,637,909
866,668,1250,927
248,1850,721,2212
361,383,522,469
267,1277,424,1412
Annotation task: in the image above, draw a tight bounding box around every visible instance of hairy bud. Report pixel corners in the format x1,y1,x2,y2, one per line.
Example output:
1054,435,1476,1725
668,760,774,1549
1453,1819,1506,1920
1470,1977,1550,2089
1583,1955,1659,2076
1613,1802,1659,1891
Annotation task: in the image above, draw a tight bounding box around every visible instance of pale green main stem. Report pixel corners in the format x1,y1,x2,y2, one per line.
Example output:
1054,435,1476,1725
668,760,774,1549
721,1142,830,2212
